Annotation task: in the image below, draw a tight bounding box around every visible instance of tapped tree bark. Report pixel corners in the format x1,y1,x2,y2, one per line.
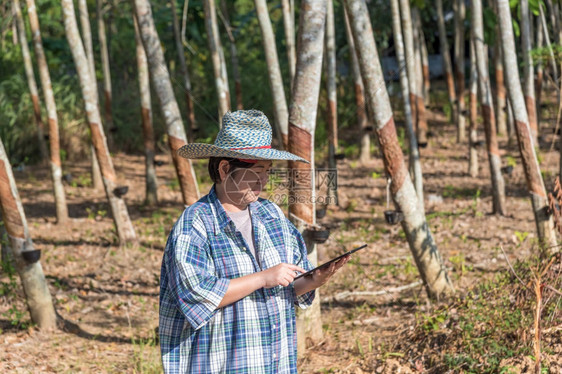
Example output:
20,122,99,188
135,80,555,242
494,25,508,136
520,0,538,144
436,0,457,126
203,0,230,120
472,0,506,216
325,0,338,206
411,8,428,146
133,15,157,207
497,0,557,249
454,0,466,143
281,0,296,89
0,137,56,330
97,0,114,139
468,36,479,177
13,0,48,160
26,0,69,224
254,0,288,148
62,0,136,243
391,0,424,210
133,0,200,206
343,7,370,164
345,0,454,300
171,0,197,141
287,0,326,355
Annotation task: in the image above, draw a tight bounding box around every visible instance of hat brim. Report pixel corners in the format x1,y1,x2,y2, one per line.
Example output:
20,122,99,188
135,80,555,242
177,143,310,164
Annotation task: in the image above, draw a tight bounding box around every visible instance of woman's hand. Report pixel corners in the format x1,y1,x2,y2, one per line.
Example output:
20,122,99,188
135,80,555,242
293,255,351,296
260,263,307,288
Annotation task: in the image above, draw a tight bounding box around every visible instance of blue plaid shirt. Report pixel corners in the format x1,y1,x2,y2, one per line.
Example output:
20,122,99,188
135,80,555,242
159,185,315,373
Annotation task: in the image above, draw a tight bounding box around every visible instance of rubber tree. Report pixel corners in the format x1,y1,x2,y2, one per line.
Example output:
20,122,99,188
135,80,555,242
203,0,230,120
0,136,56,330
411,7,429,146
281,0,296,88
497,0,558,249
344,0,454,299
472,0,506,216
62,0,136,243
399,0,424,201
468,36,479,177
520,0,538,143
343,6,370,163
97,0,114,137
494,27,508,136
325,0,338,205
171,0,197,141
133,0,200,206
287,0,326,354
219,0,243,111
391,0,424,212
133,15,157,206
418,19,431,105
254,0,288,148
454,0,466,143
436,0,457,127
13,0,48,160
26,0,68,223
535,15,543,124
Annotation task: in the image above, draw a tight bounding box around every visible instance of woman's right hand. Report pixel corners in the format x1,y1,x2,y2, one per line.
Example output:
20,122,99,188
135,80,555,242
261,263,307,288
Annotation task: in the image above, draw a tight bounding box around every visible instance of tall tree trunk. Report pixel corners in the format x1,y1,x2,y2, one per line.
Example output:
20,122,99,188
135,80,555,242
0,137,56,330
62,0,136,243
133,16,157,207
454,0,466,143
494,29,508,136
345,0,453,299
254,0,288,148
411,8,428,146
418,21,431,105
325,0,337,205
133,0,200,206
97,0,114,139
472,0,506,216
436,0,457,126
545,0,562,44
521,0,538,144
343,7,370,164
13,0,48,160
26,0,68,223
391,0,424,210
281,0,296,89
468,35,479,177
497,0,557,249
219,0,243,111
535,15,543,125
171,0,197,141
287,0,326,354
203,0,229,120
399,0,424,201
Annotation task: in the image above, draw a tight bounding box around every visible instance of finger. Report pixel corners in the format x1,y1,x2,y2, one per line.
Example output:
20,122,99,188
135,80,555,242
287,264,308,274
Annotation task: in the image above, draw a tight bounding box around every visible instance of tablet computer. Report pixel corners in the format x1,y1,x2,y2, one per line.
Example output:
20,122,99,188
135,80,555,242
294,244,368,280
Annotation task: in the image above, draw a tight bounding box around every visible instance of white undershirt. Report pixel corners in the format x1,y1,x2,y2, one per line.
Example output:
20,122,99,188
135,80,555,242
226,207,257,261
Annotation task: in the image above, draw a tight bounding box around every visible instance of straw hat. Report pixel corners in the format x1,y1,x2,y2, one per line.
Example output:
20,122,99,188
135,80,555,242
178,110,309,163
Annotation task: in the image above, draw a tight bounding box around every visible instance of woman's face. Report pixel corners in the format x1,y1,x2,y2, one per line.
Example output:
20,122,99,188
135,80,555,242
222,160,272,206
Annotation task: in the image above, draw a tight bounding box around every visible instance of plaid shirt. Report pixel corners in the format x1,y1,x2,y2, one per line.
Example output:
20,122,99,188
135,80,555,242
159,185,315,373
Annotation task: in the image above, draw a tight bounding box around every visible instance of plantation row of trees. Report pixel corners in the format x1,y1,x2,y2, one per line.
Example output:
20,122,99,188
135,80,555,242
0,0,561,353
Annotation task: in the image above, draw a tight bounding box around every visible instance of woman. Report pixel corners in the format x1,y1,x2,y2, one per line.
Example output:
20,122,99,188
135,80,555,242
159,110,348,373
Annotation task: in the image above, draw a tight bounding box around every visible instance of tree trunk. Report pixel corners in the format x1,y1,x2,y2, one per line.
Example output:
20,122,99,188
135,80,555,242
0,137,57,330
344,0,454,300
254,0,288,148
62,0,136,243
325,0,338,205
399,0,424,202
411,8,428,146
97,0,114,139
219,0,243,111
472,0,506,216
133,0,200,207
287,0,326,355
13,0,48,161
494,31,508,136
497,0,557,249
171,0,197,141
203,0,230,120
521,0,538,144
418,22,431,106
343,7,370,164
535,15,543,125
391,0,424,210
468,35,479,177
454,0,466,144
133,16,157,207
281,0,296,89
26,0,69,224
436,0,457,126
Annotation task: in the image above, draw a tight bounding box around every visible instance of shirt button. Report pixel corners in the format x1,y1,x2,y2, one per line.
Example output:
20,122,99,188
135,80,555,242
273,354,277,359
272,324,276,330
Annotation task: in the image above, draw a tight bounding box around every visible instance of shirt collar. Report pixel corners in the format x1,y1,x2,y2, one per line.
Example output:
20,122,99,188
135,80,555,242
208,184,279,235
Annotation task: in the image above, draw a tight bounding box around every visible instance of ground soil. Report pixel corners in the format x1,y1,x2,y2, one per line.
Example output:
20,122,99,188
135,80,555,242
1,105,561,373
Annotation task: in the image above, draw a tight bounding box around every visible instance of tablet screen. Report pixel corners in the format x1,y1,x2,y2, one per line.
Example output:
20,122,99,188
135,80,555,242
294,244,368,280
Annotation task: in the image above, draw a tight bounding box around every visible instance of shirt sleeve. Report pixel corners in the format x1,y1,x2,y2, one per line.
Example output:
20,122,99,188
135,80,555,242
290,225,316,309
165,231,230,330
